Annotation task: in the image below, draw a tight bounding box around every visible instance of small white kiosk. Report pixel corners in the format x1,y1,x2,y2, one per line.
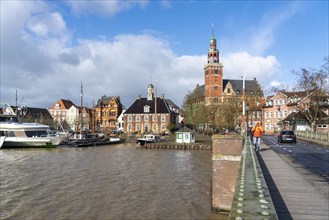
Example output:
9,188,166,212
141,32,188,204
175,127,195,144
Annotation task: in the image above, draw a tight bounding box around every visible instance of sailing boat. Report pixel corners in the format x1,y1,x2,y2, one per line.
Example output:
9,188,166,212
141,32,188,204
66,82,122,147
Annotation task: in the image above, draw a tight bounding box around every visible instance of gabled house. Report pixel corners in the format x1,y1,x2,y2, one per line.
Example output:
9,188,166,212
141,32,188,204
49,99,75,130
66,105,93,132
95,96,122,134
123,84,179,134
262,90,329,132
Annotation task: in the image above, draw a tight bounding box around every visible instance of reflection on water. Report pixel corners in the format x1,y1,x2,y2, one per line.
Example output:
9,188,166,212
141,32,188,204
0,143,227,220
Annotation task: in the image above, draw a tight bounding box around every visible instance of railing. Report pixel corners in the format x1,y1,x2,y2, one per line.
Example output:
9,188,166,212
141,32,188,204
229,137,278,219
296,131,329,142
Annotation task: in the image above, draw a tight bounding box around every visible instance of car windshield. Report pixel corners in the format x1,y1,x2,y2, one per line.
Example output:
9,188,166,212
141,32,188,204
282,131,294,135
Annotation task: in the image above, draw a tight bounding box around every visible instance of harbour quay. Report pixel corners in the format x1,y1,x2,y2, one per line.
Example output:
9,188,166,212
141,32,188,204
139,143,212,150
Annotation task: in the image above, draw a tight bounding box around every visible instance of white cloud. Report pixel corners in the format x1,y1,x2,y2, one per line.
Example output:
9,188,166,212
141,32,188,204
249,1,302,54
1,1,282,109
223,52,280,83
65,0,149,17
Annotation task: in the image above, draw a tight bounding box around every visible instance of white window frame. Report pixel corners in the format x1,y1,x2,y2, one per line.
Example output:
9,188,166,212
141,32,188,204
144,105,150,113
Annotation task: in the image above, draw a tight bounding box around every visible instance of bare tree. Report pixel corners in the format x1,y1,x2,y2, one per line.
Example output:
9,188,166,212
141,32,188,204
293,56,329,130
215,96,241,131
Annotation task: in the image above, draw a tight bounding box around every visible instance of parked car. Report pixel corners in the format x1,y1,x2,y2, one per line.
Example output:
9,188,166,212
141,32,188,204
278,130,297,143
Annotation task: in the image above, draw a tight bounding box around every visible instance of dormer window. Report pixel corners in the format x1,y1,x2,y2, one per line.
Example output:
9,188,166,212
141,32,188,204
55,103,60,109
144,105,150,113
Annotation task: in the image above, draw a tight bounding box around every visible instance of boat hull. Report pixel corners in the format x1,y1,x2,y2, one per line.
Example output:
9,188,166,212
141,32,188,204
67,137,123,147
1,136,67,148
0,136,5,148
137,140,154,145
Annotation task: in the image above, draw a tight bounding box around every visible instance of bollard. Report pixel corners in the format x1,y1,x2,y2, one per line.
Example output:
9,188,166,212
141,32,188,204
212,134,243,213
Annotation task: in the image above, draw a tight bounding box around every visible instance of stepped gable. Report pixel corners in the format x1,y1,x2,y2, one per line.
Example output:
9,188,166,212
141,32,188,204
223,79,259,93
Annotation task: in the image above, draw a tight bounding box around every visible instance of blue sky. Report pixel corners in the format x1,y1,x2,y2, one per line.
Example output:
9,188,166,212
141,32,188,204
1,0,328,108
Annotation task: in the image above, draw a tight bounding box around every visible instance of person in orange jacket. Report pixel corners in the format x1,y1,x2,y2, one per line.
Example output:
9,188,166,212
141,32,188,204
251,122,264,152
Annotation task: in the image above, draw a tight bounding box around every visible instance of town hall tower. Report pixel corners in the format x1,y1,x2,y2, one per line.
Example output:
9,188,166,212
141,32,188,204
204,26,224,105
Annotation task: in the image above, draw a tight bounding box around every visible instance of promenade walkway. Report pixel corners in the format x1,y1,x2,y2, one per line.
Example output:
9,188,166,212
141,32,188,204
257,142,329,219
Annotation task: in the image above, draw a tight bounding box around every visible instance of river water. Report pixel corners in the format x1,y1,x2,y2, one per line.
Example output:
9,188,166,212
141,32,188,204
0,143,226,220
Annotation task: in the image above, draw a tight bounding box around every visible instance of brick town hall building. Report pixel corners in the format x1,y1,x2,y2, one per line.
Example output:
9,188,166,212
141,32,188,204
186,27,263,128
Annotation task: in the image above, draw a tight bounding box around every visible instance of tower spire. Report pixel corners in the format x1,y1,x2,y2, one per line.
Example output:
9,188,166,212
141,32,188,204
212,22,214,38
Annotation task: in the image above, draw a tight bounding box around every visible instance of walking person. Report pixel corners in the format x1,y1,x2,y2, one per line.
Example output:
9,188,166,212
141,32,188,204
251,122,263,152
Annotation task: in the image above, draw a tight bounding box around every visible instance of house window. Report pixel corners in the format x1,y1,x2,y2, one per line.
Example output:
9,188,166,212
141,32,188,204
214,86,218,90
275,111,278,118
161,123,166,130
144,105,150,113
269,112,273,118
136,124,140,131
153,124,157,131
136,115,140,122
55,103,60,109
278,111,282,118
128,115,132,122
283,111,287,118
152,115,157,122
128,124,132,132
227,88,231,93
144,115,149,122
161,115,166,122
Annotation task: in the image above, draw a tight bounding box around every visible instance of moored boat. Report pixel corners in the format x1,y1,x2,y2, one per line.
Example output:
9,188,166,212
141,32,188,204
0,108,67,148
0,136,5,148
67,132,122,147
137,134,164,145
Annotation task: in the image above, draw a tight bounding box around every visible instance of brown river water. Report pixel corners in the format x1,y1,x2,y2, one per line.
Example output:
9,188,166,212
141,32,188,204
0,142,227,220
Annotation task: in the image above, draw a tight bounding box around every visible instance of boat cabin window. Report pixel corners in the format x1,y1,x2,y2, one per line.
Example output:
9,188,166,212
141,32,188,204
25,130,48,137
0,116,19,122
4,131,15,137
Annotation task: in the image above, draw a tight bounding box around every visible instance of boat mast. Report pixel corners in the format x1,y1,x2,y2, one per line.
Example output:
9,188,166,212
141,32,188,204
80,81,83,134
92,99,95,134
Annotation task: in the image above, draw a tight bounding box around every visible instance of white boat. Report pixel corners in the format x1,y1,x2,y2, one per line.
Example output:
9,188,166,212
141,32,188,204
137,134,164,145
0,136,5,148
0,114,67,148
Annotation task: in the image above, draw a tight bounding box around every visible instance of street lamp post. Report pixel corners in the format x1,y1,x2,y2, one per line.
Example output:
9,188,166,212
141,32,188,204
241,76,245,135
246,103,250,136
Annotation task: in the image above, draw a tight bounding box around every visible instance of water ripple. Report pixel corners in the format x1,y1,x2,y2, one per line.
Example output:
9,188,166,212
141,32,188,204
0,143,226,220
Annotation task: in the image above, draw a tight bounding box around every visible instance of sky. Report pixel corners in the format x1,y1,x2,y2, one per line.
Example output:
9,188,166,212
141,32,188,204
1,0,328,109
